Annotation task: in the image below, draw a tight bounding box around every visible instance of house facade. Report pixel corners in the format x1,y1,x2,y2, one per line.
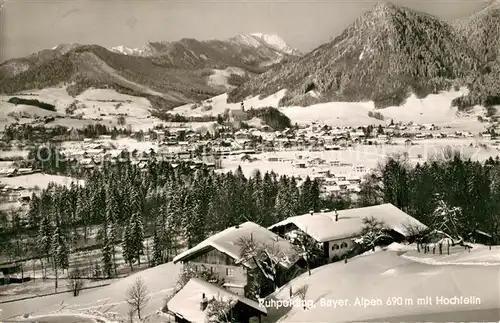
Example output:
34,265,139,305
167,277,267,323
269,204,428,263
327,237,354,259
173,222,302,297
180,248,249,295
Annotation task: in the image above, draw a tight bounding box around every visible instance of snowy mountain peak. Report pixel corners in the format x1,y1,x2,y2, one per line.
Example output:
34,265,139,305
232,33,301,56
109,45,151,56
249,33,301,55
49,43,82,55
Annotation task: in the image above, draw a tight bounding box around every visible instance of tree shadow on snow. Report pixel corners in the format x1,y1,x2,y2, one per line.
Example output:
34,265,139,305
262,294,294,323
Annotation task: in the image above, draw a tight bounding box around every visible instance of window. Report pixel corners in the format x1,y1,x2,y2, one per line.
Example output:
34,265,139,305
226,268,235,277
341,242,348,249
332,244,339,250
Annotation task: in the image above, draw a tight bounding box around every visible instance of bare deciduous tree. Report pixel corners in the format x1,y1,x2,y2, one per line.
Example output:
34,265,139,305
237,237,298,292
67,267,85,297
293,284,309,310
126,277,149,320
353,216,392,252
431,199,464,245
288,230,323,276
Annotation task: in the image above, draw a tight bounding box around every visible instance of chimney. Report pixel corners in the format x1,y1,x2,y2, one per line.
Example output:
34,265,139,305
200,293,208,311
309,210,314,216
335,209,338,222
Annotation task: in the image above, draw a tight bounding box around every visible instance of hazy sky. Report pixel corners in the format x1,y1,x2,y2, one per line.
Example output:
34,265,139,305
0,0,492,62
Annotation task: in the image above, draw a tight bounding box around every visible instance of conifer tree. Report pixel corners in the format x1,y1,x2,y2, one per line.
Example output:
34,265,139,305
133,212,145,266
38,215,53,265
152,228,163,267
51,219,69,289
274,177,296,223
27,193,40,229
52,223,69,271
299,176,313,213
101,220,114,278
122,216,135,271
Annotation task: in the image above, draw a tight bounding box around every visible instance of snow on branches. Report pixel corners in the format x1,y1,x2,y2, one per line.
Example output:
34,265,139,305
286,229,323,275
353,216,392,251
236,237,298,287
205,296,237,323
431,198,464,245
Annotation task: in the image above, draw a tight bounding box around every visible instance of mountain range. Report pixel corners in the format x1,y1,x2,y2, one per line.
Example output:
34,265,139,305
229,1,499,108
110,33,301,59
0,33,300,111
1,1,500,112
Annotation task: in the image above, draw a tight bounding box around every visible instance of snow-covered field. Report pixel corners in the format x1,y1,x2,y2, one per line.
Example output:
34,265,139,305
2,245,498,322
401,244,500,266
283,89,474,127
0,236,159,300
268,246,500,322
172,90,287,117
219,138,499,178
208,67,246,90
0,88,167,132
12,313,117,323
0,262,182,321
0,86,489,136
0,174,84,189
171,87,487,133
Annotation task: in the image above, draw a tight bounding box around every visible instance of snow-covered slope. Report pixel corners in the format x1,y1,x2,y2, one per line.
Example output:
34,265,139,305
268,249,500,322
1,262,182,320
170,90,287,117
249,33,301,56
0,87,173,131
172,87,484,132
207,66,247,90
231,33,301,56
401,244,500,266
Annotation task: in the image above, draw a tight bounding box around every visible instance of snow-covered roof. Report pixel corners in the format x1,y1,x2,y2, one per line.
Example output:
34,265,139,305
167,278,266,323
324,185,341,192
173,222,299,269
268,204,428,243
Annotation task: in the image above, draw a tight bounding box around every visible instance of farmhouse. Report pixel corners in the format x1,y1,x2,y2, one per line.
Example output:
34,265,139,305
173,222,302,297
167,278,267,323
268,204,427,263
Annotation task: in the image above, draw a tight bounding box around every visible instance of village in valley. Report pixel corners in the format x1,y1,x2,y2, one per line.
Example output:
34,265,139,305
0,93,499,323
1,0,500,322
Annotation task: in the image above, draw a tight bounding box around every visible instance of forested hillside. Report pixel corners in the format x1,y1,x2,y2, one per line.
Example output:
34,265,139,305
361,152,500,243
0,160,347,276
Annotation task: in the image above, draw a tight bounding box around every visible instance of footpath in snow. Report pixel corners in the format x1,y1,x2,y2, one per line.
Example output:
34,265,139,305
400,244,500,266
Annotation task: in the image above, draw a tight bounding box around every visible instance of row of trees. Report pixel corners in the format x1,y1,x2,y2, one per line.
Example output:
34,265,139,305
8,147,499,297
2,160,347,281
3,123,132,142
360,152,500,243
